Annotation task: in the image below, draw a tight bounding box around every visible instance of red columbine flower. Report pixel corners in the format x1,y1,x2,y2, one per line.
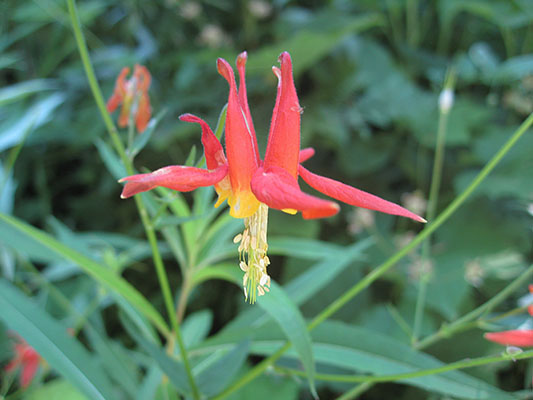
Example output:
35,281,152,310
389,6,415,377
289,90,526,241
119,51,425,303
5,335,41,388
107,64,152,133
484,285,533,347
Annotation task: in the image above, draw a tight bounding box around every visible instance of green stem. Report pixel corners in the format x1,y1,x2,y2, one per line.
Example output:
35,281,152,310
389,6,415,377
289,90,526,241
127,113,135,159
385,0,403,47
309,111,533,330
274,350,533,384
412,70,455,344
67,1,200,398
215,112,533,399
335,383,373,400
406,0,419,47
1,119,36,194
416,263,533,350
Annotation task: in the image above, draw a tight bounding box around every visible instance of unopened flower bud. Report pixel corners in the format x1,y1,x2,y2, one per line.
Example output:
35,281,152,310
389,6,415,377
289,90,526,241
439,88,454,114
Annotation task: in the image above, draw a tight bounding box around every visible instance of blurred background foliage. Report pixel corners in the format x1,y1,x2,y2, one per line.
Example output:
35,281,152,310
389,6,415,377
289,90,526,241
0,0,532,399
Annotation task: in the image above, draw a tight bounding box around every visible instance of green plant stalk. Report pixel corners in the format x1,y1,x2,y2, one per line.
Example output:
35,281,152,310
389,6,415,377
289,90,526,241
67,1,200,398
1,118,36,194
412,76,453,344
437,15,453,54
274,350,533,384
406,0,420,47
501,26,515,58
336,383,373,400
215,112,533,399
384,0,403,47
127,113,135,158
416,263,533,350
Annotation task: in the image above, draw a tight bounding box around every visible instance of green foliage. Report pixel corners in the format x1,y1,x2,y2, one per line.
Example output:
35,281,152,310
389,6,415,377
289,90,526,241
1,0,532,399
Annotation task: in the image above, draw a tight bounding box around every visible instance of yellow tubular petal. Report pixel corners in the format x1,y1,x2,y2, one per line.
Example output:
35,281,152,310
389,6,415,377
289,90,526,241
282,208,297,215
228,190,260,219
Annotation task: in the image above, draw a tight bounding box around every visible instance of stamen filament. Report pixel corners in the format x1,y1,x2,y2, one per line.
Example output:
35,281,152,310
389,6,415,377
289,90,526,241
233,203,271,303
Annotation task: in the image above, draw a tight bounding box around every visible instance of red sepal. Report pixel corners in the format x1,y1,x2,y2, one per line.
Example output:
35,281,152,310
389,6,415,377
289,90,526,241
264,52,301,178
484,330,533,347
299,147,315,164
217,58,259,191
106,67,130,112
251,166,339,219
298,165,426,223
179,113,227,170
120,164,228,198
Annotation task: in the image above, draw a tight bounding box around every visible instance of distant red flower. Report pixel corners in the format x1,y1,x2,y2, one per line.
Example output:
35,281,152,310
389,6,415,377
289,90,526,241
484,285,533,348
119,52,425,302
107,64,152,132
5,335,41,388
484,330,533,347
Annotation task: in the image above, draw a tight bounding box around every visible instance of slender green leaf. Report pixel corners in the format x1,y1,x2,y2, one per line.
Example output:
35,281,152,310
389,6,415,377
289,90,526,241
129,109,167,158
268,237,346,260
0,93,64,152
26,380,88,400
182,310,213,348
137,363,163,400
0,212,170,336
257,283,316,397
195,340,250,397
262,321,515,400
0,79,56,106
94,138,127,181
84,323,139,398
0,280,114,400
120,313,191,396
247,13,384,78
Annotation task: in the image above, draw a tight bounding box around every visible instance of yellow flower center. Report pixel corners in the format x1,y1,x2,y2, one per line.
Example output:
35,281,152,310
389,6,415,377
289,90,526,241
233,203,270,303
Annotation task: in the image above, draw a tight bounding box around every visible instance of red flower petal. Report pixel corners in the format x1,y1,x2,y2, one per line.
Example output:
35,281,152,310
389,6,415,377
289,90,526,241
251,166,339,219
106,67,130,112
264,52,301,178
298,165,426,223
299,147,315,164
179,114,227,170
119,164,228,198
135,92,151,133
236,51,257,154
5,359,18,372
218,57,261,217
106,93,123,113
484,330,533,347
118,101,131,128
20,356,39,388
217,58,260,184
134,64,151,92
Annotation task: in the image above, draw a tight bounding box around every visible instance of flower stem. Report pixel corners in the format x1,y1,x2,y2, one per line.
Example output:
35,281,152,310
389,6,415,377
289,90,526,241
406,0,420,47
416,263,533,350
412,69,455,344
335,383,374,400
215,112,533,399
274,350,533,384
67,1,200,398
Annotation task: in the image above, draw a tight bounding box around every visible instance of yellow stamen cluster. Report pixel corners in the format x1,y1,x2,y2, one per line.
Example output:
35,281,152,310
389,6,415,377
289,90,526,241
233,203,270,303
